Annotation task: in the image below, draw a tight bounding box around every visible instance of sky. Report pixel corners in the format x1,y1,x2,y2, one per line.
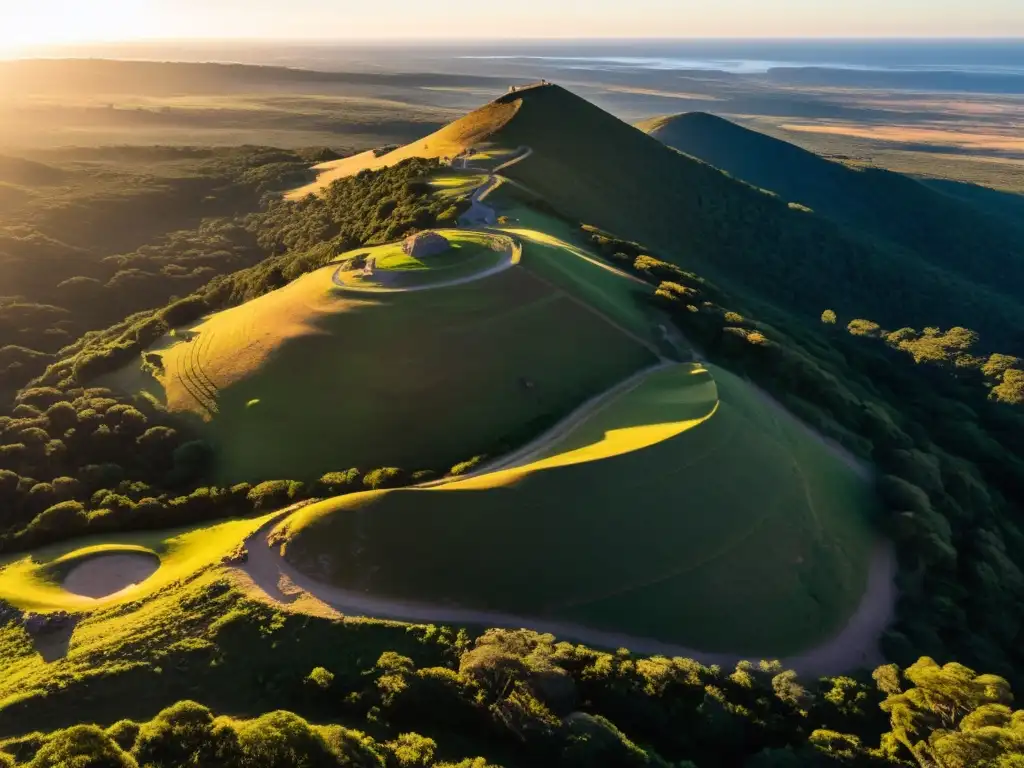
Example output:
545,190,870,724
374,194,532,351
1,0,1022,50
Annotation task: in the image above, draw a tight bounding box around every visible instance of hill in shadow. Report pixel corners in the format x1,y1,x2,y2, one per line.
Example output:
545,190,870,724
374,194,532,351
439,84,1024,352
640,112,1024,305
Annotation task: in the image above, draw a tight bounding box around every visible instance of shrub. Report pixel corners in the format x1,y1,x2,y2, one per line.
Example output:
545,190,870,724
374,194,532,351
232,711,339,768
105,720,141,752
315,469,361,496
450,456,486,477
247,480,292,511
363,468,405,490
132,701,234,768
28,501,88,535
306,667,335,690
29,725,137,768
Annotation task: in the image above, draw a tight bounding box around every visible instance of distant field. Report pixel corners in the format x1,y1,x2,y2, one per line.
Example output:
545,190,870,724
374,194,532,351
278,363,877,656
109,233,658,484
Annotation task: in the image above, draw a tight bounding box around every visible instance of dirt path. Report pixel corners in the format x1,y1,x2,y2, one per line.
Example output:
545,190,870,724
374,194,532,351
419,360,677,486
236,359,895,677
459,147,533,227
238,515,894,676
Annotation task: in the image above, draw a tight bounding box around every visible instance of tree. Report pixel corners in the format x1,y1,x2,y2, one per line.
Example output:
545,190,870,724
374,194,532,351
880,657,1013,765
363,468,405,491
132,701,238,768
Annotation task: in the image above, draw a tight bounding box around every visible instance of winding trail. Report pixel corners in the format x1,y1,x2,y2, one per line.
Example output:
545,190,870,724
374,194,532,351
239,511,894,678
236,357,896,677
459,146,533,227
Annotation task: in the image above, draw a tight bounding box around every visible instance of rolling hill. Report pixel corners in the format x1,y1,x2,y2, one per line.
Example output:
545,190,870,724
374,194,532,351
108,229,663,484
296,83,1024,352
275,362,877,656
640,111,1024,302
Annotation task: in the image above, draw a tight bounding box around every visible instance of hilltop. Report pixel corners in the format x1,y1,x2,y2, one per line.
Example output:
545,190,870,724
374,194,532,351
107,228,660,484
294,83,1024,351
641,111,1024,302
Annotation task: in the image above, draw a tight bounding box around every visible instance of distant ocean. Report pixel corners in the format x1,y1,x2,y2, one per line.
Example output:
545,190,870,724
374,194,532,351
15,38,1024,83
457,39,1024,77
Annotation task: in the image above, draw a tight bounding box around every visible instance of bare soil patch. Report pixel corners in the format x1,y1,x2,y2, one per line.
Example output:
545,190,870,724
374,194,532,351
62,554,160,599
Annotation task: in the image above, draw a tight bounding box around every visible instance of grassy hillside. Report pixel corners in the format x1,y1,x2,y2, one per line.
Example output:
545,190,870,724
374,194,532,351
286,103,521,199
641,111,1024,301
108,231,658,484
277,362,876,656
323,83,1024,351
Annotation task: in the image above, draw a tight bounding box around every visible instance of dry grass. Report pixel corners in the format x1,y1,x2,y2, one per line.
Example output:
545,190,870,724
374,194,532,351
780,122,1024,154
286,99,521,199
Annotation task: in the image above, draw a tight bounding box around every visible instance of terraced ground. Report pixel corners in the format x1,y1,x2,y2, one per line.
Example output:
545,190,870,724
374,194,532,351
275,362,877,656
107,230,660,484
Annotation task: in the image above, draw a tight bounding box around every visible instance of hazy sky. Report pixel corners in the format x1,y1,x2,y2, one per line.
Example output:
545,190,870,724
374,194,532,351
3,0,1023,49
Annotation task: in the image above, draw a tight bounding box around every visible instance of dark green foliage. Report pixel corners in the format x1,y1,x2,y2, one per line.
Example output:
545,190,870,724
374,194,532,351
649,112,1024,313
597,224,1024,689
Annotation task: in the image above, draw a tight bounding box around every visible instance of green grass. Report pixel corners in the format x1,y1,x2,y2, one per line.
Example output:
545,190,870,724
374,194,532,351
333,230,509,289
0,550,460,741
496,204,676,357
112,232,658,484
428,172,487,199
277,363,877,656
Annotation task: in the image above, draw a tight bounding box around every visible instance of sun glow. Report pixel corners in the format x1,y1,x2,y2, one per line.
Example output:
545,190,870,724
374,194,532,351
0,0,165,53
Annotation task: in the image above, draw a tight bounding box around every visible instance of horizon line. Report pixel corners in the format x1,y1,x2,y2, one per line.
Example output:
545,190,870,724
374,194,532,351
14,35,1024,45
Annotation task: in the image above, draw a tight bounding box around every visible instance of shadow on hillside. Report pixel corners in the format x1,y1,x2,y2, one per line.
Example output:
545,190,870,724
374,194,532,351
30,619,80,663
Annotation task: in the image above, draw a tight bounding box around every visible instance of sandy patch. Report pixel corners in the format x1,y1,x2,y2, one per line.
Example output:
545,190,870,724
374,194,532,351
62,554,160,599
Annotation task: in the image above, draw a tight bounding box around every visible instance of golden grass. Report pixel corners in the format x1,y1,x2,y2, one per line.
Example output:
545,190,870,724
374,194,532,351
285,99,521,199
0,515,277,612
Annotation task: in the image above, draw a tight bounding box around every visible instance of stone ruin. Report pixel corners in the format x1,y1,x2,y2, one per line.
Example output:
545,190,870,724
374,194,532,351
402,231,450,259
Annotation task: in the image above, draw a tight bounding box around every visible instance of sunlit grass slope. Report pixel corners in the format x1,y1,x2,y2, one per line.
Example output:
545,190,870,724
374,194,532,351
286,99,521,199
277,363,876,656
0,515,274,612
110,234,657,484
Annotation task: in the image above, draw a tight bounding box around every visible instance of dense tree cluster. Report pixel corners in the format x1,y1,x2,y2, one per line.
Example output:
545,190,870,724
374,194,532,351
7,626,1024,766
592,230,1024,691
0,146,321,396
